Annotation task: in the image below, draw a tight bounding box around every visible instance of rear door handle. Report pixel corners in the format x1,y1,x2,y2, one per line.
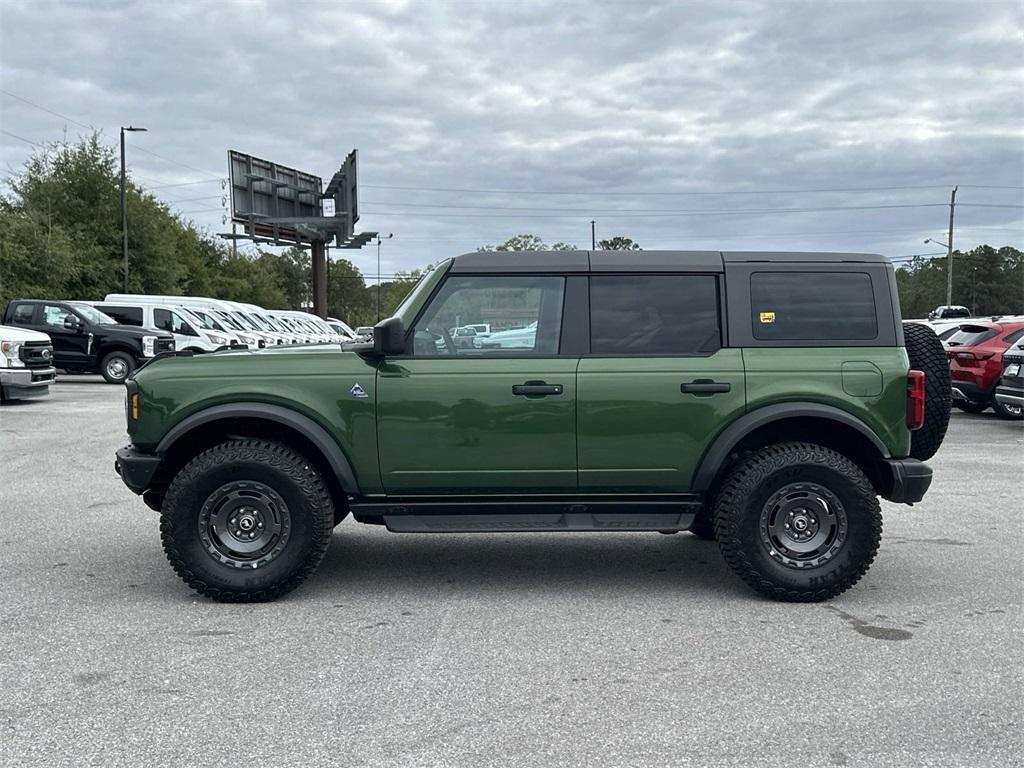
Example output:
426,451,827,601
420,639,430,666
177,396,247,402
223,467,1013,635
681,379,731,395
513,381,563,397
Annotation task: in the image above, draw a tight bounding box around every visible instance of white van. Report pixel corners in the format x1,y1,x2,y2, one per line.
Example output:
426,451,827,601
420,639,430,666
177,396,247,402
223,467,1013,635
103,294,272,349
88,301,234,353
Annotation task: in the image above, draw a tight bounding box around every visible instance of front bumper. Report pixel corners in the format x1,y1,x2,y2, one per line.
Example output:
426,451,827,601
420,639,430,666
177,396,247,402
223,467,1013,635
882,458,933,504
1,366,57,398
115,445,161,494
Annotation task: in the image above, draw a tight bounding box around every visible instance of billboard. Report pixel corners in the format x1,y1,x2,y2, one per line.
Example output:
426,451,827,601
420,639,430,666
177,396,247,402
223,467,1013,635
227,151,323,243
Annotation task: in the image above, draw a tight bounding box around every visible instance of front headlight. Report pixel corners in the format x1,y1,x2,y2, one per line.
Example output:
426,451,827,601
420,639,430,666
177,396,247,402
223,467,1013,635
1,340,25,367
142,336,156,357
207,333,227,346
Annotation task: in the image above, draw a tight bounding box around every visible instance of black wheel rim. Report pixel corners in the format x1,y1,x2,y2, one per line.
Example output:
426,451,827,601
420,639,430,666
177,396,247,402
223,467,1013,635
197,481,291,569
759,482,847,569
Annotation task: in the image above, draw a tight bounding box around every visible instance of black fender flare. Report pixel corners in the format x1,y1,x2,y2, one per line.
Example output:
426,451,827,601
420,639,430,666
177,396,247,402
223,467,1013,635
690,402,891,493
155,402,360,493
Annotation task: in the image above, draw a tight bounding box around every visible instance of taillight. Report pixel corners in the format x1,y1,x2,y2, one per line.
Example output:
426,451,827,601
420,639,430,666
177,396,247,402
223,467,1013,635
952,350,993,361
907,370,925,431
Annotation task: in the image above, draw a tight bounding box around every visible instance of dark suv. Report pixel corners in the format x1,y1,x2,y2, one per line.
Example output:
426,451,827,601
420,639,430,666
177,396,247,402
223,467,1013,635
3,300,175,384
114,251,950,603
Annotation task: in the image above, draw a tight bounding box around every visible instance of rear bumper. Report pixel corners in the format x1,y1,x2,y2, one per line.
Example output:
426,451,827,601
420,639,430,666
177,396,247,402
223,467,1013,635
882,458,933,504
115,445,161,494
950,379,991,404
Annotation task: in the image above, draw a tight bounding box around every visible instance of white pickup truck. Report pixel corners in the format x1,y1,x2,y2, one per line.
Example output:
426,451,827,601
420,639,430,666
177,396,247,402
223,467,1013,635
0,325,57,401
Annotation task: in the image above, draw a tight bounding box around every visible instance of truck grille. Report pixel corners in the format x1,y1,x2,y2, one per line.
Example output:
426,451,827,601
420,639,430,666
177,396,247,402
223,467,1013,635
19,340,54,369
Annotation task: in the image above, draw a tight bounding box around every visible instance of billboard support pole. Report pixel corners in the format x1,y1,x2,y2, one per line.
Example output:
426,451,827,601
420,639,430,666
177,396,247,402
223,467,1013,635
312,239,328,318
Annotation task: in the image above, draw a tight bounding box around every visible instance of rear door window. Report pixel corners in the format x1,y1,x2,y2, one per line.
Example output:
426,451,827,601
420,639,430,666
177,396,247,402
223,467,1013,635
751,272,877,341
945,326,997,347
589,275,721,355
96,305,143,326
9,303,36,326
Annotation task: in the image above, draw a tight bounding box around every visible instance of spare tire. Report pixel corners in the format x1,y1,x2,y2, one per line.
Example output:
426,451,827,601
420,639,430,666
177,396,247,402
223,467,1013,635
903,322,951,460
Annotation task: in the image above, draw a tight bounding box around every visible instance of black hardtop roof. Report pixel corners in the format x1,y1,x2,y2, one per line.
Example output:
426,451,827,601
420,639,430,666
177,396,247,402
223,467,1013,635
449,250,889,273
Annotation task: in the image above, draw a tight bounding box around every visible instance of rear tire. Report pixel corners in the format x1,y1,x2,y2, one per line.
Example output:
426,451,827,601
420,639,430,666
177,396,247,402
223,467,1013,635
903,322,950,460
160,439,334,602
713,442,881,602
100,350,135,384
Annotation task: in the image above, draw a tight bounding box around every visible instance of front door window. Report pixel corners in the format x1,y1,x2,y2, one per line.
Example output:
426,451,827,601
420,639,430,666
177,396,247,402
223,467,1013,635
410,275,565,356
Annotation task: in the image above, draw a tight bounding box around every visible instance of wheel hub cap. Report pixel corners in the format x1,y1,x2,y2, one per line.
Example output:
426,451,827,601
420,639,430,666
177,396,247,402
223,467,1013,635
759,482,848,569
198,482,291,569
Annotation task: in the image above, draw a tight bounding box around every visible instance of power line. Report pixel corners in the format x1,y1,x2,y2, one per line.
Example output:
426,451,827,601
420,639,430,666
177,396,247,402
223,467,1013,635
0,128,39,146
361,202,958,220
0,88,93,130
362,182,969,197
129,144,222,179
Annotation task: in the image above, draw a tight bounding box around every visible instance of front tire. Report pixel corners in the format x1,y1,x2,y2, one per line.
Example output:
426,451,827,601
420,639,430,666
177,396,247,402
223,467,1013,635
100,350,135,384
160,439,334,602
713,442,881,602
993,398,1024,420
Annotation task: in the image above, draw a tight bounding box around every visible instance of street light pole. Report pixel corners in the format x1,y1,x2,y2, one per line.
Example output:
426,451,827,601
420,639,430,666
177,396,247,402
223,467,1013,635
120,126,147,292
945,186,957,306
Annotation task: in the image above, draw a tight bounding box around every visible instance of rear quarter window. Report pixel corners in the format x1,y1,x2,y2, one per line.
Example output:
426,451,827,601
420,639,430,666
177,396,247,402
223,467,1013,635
750,271,877,341
9,303,35,325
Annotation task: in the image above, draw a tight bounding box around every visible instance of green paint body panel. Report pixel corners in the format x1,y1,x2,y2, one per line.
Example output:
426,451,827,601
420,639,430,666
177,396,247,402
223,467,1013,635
743,347,911,457
577,350,746,492
131,346,386,493
377,358,579,493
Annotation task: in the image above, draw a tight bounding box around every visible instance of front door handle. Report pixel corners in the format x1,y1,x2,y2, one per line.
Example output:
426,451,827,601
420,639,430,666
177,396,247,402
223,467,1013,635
681,379,731,395
513,381,563,397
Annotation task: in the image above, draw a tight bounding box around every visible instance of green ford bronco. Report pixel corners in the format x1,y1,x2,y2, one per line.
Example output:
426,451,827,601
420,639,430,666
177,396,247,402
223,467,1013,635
115,250,950,602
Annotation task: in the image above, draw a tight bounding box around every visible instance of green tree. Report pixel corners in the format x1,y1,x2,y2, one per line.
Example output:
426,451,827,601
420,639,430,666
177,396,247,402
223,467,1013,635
328,258,372,324
895,246,1023,318
598,236,641,250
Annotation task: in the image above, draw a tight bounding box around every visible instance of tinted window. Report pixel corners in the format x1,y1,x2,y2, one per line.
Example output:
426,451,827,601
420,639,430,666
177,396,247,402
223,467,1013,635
412,275,565,356
41,304,76,330
1002,328,1024,344
590,275,721,355
154,308,194,335
9,304,35,325
96,305,143,325
751,272,877,341
945,325,996,347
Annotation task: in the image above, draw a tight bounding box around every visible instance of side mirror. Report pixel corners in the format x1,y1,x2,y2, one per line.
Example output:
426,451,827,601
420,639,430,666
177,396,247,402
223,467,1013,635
64,316,83,332
373,317,405,356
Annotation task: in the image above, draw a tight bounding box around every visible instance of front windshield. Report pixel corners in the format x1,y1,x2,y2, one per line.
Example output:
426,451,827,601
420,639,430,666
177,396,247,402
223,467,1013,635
177,307,212,330
260,314,285,332
215,311,246,331
243,312,270,331
69,302,116,325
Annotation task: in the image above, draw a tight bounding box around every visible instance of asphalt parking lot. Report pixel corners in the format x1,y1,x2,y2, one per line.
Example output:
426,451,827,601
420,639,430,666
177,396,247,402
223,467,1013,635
1,377,1021,768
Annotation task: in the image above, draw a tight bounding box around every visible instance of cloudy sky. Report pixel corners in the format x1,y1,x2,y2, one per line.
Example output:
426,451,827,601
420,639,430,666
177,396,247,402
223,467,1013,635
1,0,1022,278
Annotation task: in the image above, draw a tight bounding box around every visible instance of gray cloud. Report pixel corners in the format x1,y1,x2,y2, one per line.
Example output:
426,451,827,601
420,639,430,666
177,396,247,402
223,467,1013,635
1,0,1021,279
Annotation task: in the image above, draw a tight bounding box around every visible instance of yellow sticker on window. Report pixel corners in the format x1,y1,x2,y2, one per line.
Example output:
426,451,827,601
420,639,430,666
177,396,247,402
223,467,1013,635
759,311,775,323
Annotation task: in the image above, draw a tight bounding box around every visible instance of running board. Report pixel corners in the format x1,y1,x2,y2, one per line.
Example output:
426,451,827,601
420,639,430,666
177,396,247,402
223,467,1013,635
350,498,701,533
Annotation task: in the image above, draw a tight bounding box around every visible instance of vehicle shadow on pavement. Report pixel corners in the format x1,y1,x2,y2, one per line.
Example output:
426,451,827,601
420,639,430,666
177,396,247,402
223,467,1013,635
313,527,750,600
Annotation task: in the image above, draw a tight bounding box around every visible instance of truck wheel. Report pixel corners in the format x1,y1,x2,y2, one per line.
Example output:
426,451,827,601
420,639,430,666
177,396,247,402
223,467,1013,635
100,350,135,384
903,322,950,460
713,442,881,602
160,439,334,602
993,398,1024,420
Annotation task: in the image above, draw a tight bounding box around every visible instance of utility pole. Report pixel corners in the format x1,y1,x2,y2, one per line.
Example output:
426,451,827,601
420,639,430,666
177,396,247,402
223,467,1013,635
590,220,596,250
945,186,957,306
120,126,147,292
375,233,393,322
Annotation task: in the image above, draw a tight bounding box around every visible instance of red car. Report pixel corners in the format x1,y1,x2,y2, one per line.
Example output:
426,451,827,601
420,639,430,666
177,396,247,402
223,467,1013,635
946,320,1024,419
